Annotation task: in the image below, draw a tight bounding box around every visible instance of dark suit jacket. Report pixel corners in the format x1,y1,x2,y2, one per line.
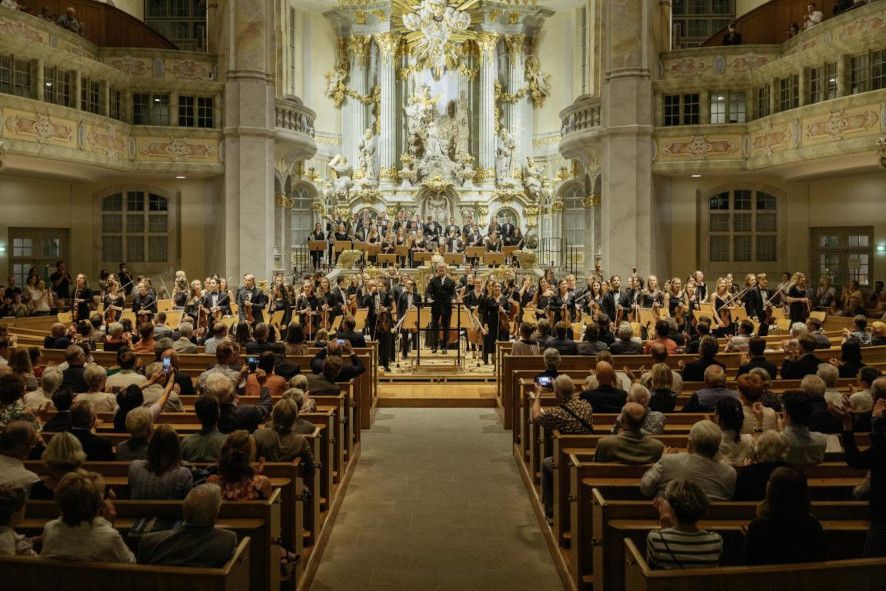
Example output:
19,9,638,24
544,337,579,356
780,353,821,380
137,524,238,568
680,357,726,382
218,388,273,434
608,339,644,355
396,291,422,321
237,287,268,324
70,428,114,461
426,276,456,312
738,357,779,378
62,365,88,393
306,372,340,395
580,386,627,413
336,330,367,348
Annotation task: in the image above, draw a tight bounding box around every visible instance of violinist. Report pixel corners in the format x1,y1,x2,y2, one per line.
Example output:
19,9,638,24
517,276,536,317
479,281,511,364
711,278,733,336
445,230,464,253
361,280,391,341
218,278,235,311
601,275,623,323
533,277,554,323
641,275,665,310
296,280,320,338
117,263,133,296
396,278,422,359
131,281,156,320
202,278,231,319
102,279,125,324
485,231,503,253
549,279,574,324
506,226,524,249
411,231,428,268
309,222,327,270
172,271,189,308
71,273,91,323
381,229,396,255
785,272,811,325
184,280,203,324
752,273,771,336
269,283,291,327
316,276,334,330
392,210,408,232
620,275,642,323
462,278,486,356
237,274,267,325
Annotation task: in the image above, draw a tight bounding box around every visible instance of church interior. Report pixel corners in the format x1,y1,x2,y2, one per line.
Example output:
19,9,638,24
0,0,885,589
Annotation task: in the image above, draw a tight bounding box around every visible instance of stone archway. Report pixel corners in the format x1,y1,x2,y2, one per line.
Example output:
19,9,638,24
416,186,457,224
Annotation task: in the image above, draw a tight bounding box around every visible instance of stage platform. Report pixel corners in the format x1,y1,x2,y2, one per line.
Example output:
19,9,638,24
376,383,498,408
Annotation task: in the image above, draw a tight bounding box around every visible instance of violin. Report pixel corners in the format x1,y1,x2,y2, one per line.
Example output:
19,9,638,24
244,293,254,324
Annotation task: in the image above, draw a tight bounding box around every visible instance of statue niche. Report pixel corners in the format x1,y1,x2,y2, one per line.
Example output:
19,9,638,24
404,85,468,184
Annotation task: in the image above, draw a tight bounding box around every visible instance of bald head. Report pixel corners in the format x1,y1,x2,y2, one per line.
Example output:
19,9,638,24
649,342,668,363
620,402,647,431
595,361,614,386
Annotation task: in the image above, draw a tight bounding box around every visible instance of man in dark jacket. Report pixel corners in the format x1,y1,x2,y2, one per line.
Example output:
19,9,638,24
580,361,627,413
61,345,89,393
68,399,114,461
781,335,821,380
680,336,726,382
737,337,779,378
204,371,273,434
335,316,367,348
544,321,579,355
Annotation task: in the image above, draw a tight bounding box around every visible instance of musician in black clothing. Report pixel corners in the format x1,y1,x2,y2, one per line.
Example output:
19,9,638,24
237,274,269,324
479,281,511,364
361,280,391,341
103,281,126,323
396,279,422,359
131,281,157,320
71,273,92,323
445,216,460,238
202,278,232,317
601,276,623,323
463,278,485,354
424,216,443,249
295,280,320,339
426,263,456,353
308,222,327,270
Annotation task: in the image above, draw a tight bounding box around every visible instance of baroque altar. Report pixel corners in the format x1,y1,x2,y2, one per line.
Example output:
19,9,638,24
315,0,558,243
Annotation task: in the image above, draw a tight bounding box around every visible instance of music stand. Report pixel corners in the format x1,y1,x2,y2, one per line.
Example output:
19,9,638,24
483,252,505,267
333,241,352,265
502,246,518,256
465,246,485,259
354,308,369,331
377,253,397,267
330,315,343,332
413,252,433,266
364,243,381,261
309,240,328,267
157,299,173,312
637,307,657,328
165,310,183,330
444,253,464,266
269,310,285,329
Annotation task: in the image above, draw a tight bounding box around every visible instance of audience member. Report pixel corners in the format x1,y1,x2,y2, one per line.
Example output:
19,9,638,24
608,322,644,355
207,431,272,500
682,365,737,412
721,21,742,45
28,431,85,500
254,400,315,473
744,466,826,564
644,320,678,355
834,340,865,379
680,336,725,382
246,351,286,397
780,335,821,379
781,390,827,465
306,355,343,395
596,402,665,464
511,322,540,355
0,484,34,556
615,384,666,435
749,367,783,412
69,399,114,461
800,374,842,433
57,6,84,34
646,479,723,569
75,364,117,413
137,483,237,567
715,397,754,466
531,375,593,518
738,337,778,378
128,424,193,500
8,348,37,391
204,373,272,434
0,374,39,431
732,431,790,501
40,470,135,563
282,388,317,435
581,361,628,413
725,320,754,353
640,344,684,394
646,363,678,412
576,323,608,355
640,420,736,500
181,396,228,462
105,350,146,391
23,367,62,411
737,373,779,434
0,421,39,489
806,316,832,349
115,406,153,461
42,388,74,432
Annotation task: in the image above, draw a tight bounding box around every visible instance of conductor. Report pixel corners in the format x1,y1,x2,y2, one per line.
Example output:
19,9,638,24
426,262,456,354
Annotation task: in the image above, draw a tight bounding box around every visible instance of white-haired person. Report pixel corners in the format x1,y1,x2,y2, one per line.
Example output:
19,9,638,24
23,368,62,411
732,431,790,501
640,420,736,500
646,479,723,569
74,364,117,413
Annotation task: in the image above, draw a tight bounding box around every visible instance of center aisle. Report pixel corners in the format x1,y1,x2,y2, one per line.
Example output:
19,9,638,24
310,407,563,590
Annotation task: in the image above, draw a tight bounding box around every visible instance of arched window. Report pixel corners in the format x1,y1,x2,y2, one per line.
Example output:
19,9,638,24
707,189,778,263
101,191,169,263
289,183,315,245
560,181,585,250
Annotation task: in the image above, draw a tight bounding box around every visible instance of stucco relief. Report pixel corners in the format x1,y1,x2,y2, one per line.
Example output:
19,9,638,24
835,13,885,41
727,54,769,73
168,59,213,81
85,124,128,159
138,137,218,162
3,111,75,146
804,109,879,142
666,57,708,78
658,135,739,159
108,57,150,77
1,17,44,43
750,122,789,157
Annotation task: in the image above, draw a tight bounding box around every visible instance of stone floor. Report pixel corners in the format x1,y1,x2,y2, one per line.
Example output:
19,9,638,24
310,408,563,591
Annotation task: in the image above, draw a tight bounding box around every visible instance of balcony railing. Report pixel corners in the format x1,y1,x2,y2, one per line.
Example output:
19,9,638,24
560,95,602,137
275,96,316,138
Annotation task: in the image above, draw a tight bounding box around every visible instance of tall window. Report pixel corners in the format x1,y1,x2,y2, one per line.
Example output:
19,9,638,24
778,74,799,111
671,0,734,49
850,50,886,93
709,91,745,123
807,62,837,104
0,55,33,98
708,189,778,263
289,183,315,247
560,182,585,252
81,78,101,114
7,228,69,288
109,88,124,121
145,0,207,52
663,93,700,126
43,66,73,107
179,96,213,127
132,92,170,125
811,227,874,287
101,191,169,263
756,86,770,119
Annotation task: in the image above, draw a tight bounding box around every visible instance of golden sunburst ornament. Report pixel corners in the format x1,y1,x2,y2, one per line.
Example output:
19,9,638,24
395,0,479,79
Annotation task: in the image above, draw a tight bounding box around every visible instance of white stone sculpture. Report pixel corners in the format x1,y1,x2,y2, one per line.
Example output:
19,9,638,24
522,156,544,201
402,0,471,79
328,154,354,203
496,128,516,183
358,129,376,180
457,154,476,187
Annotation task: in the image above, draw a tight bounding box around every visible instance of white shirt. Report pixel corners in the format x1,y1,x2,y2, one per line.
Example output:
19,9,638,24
0,455,40,489
74,391,118,413
23,389,54,411
41,517,135,563
105,369,147,391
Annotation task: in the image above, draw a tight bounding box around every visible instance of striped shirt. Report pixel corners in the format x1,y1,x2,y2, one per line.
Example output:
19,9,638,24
646,528,723,569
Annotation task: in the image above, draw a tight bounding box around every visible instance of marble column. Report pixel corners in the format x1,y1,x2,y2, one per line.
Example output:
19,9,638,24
477,33,499,188
599,0,660,274
344,35,371,167
506,34,530,168
220,0,277,281
375,32,399,189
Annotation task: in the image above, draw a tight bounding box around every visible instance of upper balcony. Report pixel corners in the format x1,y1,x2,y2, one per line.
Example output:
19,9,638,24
558,94,602,162
274,96,317,163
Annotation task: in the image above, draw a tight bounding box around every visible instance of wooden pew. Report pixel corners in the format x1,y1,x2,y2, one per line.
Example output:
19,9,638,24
23,491,282,591
0,537,251,591
623,538,886,591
